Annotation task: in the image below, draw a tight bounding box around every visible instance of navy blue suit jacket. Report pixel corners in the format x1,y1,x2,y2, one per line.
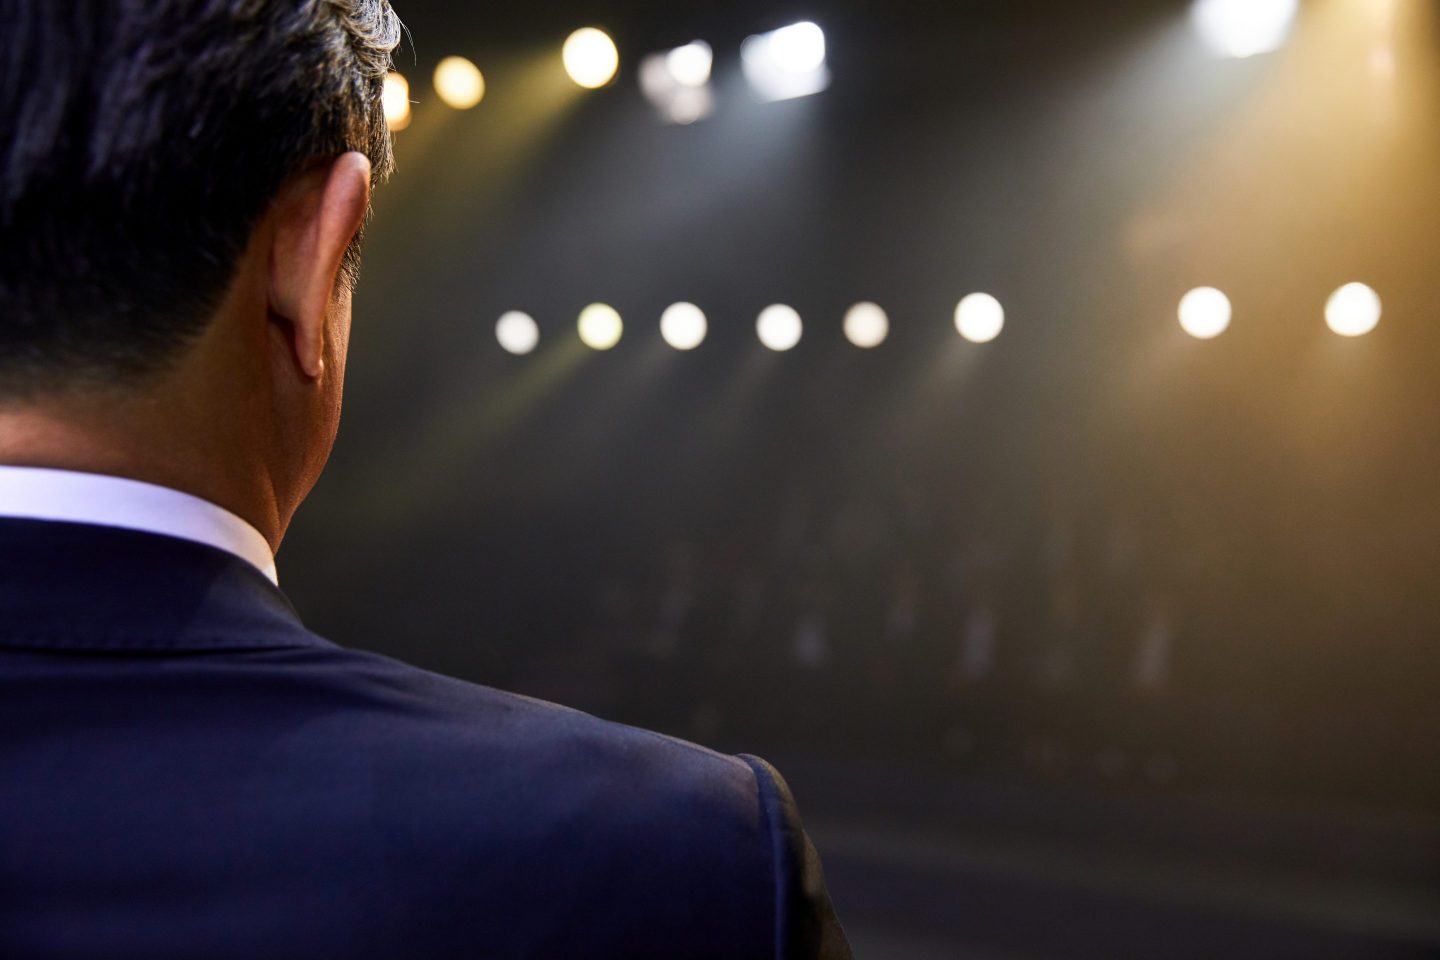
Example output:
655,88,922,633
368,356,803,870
0,518,851,959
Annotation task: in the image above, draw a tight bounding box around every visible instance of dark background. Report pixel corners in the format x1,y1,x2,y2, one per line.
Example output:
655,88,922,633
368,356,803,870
284,1,1440,956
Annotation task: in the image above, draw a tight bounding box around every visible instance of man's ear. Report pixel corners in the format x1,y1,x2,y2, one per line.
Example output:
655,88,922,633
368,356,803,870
267,152,372,380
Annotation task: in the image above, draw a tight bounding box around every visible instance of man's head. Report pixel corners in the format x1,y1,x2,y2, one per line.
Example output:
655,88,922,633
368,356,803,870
0,0,401,545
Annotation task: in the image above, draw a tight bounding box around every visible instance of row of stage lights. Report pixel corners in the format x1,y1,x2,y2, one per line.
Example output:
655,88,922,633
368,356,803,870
491,283,1384,355
380,0,1299,130
381,20,829,130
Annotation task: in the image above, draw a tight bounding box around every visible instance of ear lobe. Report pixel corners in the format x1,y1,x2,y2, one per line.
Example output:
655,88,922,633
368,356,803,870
268,152,372,380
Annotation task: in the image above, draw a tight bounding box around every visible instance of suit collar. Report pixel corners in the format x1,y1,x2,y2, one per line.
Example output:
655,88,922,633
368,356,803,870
0,465,278,585
0,517,325,653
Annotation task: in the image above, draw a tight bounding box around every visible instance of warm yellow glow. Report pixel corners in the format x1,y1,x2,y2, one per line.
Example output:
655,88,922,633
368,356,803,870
1191,0,1298,59
495,311,539,355
1325,282,1381,337
757,304,802,351
1177,287,1232,339
382,72,411,130
843,302,889,348
954,293,1004,343
577,303,623,350
433,56,485,110
660,302,707,350
563,28,619,89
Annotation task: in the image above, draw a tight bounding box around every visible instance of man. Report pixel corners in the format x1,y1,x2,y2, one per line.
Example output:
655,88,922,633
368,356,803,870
0,2,851,957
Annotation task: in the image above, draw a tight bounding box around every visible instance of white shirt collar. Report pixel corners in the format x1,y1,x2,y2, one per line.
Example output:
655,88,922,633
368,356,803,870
0,465,278,585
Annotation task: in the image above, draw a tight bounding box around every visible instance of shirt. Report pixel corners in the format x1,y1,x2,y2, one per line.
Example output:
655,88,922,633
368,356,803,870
0,465,278,585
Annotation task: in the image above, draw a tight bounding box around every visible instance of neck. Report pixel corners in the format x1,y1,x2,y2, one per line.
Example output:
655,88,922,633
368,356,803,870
0,382,286,553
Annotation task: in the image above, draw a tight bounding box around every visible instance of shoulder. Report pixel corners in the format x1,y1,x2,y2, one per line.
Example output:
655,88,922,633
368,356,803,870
316,646,855,958
281,642,783,953
299,640,763,806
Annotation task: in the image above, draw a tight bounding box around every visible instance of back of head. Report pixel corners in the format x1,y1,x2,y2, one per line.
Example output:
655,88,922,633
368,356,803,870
0,0,401,399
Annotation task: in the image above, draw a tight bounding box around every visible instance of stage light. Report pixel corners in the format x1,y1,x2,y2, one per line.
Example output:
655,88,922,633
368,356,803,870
563,28,619,89
757,304,803,351
578,303,623,350
666,41,713,87
741,21,830,102
433,56,485,110
639,43,714,124
769,21,826,73
495,311,539,355
1191,0,1298,59
382,72,411,130
843,302,889,348
660,302,707,350
954,293,1004,344
1325,282,1381,337
1177,287,1231,339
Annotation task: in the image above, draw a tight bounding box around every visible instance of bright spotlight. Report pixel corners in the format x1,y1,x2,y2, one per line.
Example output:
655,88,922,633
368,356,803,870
563,28,620,89
757,304,803,351
1191,0,1299,59
639,44,714,124
495,311,539,355
433,56,485,109
382,72,411,130
660,302,708,350
1177,287,1232,339
666,41,713,87
741,21,830,102
769,21,826,72
954,293,1004,344
1325,282,1382,337
843,302,889,348
577,303,623,350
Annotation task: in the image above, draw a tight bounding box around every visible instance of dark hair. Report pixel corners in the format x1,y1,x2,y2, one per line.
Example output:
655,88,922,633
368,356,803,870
0,0,401,395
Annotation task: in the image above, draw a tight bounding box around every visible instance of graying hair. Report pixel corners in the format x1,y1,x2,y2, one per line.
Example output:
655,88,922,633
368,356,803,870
0,0,403,395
